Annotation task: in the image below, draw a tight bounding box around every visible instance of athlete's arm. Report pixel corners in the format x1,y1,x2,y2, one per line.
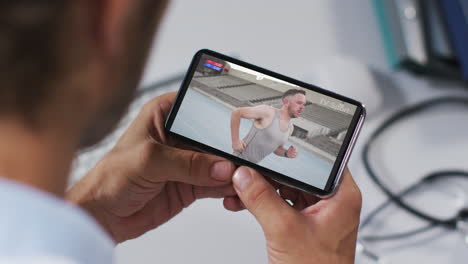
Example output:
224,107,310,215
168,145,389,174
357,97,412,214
274,145,288,157
274,145,298,158
230,105,272,152
284,124,298,158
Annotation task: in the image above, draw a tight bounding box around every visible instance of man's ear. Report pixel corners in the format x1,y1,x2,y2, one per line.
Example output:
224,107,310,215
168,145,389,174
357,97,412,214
89,0,135,58
283,97,289,106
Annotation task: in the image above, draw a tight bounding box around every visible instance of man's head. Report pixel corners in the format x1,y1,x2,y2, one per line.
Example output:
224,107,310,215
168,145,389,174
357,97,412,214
0,0,169,148
282,89,306,118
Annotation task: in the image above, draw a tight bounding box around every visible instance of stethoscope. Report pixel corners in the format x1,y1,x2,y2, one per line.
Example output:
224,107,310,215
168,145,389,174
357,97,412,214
359,97,468,262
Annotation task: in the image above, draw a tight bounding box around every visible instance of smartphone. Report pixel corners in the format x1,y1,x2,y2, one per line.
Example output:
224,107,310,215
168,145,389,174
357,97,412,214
165,49,366,196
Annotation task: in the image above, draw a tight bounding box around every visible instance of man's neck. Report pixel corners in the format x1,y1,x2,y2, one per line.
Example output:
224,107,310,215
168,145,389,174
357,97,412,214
279,106,292,122
0,119,78,197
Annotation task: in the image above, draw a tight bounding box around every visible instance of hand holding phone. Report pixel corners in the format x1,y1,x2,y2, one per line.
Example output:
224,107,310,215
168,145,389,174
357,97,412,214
165,49,365,196
227,166,362,264
68,93,237,243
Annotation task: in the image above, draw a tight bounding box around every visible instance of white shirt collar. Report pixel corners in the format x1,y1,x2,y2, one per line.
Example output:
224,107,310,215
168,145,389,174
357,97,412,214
0,178,114,264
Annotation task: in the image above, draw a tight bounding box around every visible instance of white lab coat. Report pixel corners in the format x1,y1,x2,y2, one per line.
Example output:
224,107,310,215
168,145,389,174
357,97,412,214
0,178,114,264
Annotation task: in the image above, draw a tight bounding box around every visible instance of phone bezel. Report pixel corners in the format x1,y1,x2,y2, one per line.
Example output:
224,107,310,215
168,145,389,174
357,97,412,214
165,49,366,196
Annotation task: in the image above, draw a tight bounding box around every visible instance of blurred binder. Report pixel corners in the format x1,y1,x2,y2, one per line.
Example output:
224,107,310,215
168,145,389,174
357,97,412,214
440,0,468,81
394,0,428,65
372,0,466,82
372,0,428,68
422,0,453,59
419,0,461,79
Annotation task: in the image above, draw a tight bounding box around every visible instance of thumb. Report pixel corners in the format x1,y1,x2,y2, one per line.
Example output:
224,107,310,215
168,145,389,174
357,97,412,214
233,167,296,232
141,141,235,186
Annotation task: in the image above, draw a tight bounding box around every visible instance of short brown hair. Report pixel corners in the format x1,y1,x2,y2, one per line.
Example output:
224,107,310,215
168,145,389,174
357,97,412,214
0,1,70,119
282,89,306,99
0,0,168,124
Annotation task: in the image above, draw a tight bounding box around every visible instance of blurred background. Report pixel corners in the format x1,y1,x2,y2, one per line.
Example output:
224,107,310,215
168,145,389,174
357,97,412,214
72,0,468,263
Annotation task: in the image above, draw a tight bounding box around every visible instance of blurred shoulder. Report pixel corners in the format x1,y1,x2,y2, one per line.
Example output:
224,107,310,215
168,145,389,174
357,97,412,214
0,257,80,264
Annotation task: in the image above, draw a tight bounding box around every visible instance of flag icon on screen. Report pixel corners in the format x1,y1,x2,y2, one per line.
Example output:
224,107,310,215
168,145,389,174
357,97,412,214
204,59,224,71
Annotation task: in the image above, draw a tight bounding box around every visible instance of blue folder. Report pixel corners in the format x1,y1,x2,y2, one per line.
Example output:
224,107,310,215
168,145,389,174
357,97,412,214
440,0,468,81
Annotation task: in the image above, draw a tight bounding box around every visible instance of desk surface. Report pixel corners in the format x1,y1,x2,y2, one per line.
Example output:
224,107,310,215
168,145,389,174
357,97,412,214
73,1,468,263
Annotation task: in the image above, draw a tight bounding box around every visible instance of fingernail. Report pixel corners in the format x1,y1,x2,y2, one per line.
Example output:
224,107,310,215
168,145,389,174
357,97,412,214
233,167,252,191
211,161,232,181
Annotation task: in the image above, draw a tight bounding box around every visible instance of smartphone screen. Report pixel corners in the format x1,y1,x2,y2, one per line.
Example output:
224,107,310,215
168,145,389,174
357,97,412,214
165,50,365,196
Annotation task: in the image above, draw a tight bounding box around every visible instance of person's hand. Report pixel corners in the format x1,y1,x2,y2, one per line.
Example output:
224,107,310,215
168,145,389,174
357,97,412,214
224,167,361,264
66,92,237,243
286,145,298,158
232,139,246,152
